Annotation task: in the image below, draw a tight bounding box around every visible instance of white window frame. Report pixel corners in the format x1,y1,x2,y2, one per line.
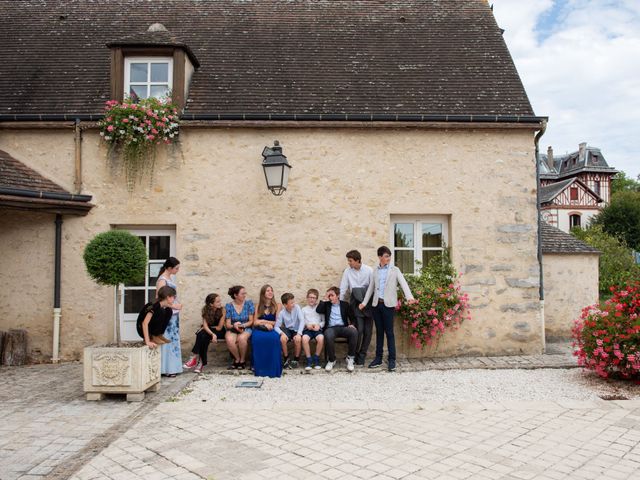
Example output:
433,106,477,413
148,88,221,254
116,227,176,342
124,56,173,100
390,215,450,275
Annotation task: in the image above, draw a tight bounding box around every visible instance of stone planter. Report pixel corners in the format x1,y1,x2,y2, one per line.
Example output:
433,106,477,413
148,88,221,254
83,344,161,402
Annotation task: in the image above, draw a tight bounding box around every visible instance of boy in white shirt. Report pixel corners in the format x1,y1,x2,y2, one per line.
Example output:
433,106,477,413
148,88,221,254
301,288,325,370
275,292,304,368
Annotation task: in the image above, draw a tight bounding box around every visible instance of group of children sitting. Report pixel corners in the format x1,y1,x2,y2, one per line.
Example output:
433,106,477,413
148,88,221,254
182,288,331,375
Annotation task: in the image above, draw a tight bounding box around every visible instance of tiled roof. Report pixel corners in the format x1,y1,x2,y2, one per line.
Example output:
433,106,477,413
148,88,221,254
540,223,600,254
0,149,68,194
0,0,535,116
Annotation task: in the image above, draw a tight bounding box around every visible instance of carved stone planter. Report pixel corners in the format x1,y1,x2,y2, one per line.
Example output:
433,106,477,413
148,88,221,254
83,344,161,402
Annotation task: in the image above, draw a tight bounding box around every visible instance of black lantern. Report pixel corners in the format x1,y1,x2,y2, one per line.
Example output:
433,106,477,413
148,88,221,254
261,140,292,196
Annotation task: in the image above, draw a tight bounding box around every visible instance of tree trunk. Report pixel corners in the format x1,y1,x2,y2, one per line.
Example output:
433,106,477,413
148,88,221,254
115,286,122,346
2,329,28,365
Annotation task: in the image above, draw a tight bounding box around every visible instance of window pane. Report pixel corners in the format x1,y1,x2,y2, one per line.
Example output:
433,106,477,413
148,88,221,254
124,289,146,314
422,223,443,248
150,63,169,82
394,223,414,248
422,250,442,269
394,250,414,274
148,262,162,287
130,63,148,83
130,84,148,99
149,236,170,260
150,84,169,98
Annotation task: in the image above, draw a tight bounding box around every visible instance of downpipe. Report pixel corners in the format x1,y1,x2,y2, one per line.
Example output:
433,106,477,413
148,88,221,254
535,119,548,353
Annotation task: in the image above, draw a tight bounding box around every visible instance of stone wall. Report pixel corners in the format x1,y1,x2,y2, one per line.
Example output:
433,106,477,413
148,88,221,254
0,125,543,360
542,253,599,340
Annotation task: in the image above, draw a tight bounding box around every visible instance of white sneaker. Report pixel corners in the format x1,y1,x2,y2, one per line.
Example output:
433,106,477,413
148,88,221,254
346,356,355,372
325,361,335,372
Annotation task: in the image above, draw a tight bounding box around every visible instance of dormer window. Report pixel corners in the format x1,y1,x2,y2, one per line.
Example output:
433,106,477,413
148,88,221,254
108,23,200,111
124,57,173,99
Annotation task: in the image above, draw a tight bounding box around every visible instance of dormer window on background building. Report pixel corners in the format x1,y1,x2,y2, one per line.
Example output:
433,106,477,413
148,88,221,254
124,57,173,99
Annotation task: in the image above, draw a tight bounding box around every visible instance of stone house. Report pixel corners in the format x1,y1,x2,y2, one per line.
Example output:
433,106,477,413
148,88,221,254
0,0,548,362
539,143,617,232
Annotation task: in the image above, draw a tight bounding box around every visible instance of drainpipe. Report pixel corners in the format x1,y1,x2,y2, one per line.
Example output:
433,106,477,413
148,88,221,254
74,118,83,193
534,119,547,353
52,214,63,363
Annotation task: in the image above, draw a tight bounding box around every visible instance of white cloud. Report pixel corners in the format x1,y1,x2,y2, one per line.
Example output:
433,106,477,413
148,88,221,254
492,0,640,178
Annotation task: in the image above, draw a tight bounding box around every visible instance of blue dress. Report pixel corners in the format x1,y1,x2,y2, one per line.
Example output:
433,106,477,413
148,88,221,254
160,276,183,375
251,313,282,378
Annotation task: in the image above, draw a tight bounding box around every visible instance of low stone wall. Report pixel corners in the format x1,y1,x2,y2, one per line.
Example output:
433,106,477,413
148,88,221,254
543,253,599,340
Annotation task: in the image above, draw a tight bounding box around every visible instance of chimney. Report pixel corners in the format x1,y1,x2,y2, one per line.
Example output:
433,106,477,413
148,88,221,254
546,146,554,170
578,142,587,162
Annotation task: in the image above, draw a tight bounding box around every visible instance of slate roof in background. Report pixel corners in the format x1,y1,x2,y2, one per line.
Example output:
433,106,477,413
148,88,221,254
540,146,617,179
540,222,600,254
0,149,68,194
0,0,535,116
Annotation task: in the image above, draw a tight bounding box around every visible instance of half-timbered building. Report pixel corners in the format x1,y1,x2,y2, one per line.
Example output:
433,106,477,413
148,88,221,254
539,142,617,232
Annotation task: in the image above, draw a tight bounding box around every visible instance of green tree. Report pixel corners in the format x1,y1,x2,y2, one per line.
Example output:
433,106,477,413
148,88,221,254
593,191,640,250
83,230,147,344
571,225,640,296
611,171,640,195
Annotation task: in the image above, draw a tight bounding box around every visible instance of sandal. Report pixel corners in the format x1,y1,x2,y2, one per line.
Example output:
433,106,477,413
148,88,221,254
237,362,246,370
227,362,238,370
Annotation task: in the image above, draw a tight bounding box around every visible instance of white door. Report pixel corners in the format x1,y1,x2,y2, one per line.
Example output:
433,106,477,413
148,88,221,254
119,229,176,341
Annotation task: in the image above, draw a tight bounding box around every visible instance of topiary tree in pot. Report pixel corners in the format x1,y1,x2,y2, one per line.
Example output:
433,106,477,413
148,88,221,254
83,230,147,345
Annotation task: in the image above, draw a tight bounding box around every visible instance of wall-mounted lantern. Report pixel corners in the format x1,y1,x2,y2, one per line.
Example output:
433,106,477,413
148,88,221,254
261,140,292,196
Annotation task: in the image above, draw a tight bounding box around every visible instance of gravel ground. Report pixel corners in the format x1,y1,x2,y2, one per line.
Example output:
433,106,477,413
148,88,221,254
179,368,640,405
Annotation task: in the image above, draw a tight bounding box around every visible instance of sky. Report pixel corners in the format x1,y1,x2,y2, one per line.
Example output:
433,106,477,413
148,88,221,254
492,0,640,178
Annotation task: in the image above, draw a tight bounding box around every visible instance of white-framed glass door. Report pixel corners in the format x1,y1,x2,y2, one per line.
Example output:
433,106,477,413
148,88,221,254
118,228,176,341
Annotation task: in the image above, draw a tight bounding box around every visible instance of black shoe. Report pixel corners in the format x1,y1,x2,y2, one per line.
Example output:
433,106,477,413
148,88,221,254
227,362,238,370
237,362,246,370
283,357,291,369
355,358,365,366
368,359,382,369
290,359,299,368
388,361,396,372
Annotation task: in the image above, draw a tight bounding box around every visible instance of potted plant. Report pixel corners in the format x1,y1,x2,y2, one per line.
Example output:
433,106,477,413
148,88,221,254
82,230,159,401
98,96,180,190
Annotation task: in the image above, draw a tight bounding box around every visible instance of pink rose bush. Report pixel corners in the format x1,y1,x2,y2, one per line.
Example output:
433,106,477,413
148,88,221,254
572,281,640,381
397,250,471,349
98,97,180,188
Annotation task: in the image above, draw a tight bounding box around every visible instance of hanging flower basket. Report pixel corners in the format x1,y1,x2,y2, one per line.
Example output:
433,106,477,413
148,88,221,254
98,97,180,189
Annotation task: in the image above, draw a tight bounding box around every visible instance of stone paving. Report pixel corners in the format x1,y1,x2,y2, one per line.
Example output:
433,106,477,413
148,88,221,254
2,344,640,480
0,363,191,480
70,398,640,480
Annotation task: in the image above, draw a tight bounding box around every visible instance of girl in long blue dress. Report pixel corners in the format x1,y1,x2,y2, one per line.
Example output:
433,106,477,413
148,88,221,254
156,257,183,377
251,285,283,378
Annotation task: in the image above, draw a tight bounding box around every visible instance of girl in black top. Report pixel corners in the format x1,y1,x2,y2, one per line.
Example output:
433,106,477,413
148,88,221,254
183,293,226,373
137,286,177,348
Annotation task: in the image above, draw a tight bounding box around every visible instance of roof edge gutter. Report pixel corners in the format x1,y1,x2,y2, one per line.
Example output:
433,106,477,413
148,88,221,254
0,187,92,203
0,113,548,124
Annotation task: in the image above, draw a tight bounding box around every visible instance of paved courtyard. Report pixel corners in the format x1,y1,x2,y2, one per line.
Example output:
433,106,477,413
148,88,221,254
1,345,639,480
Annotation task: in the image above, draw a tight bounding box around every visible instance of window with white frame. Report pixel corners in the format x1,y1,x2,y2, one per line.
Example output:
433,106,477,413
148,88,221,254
124,57,173,100
390,215,449,274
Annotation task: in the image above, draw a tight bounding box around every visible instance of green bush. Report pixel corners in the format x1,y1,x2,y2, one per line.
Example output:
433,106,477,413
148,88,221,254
398,249,471,349
571,225,640,296
83,230,147,286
